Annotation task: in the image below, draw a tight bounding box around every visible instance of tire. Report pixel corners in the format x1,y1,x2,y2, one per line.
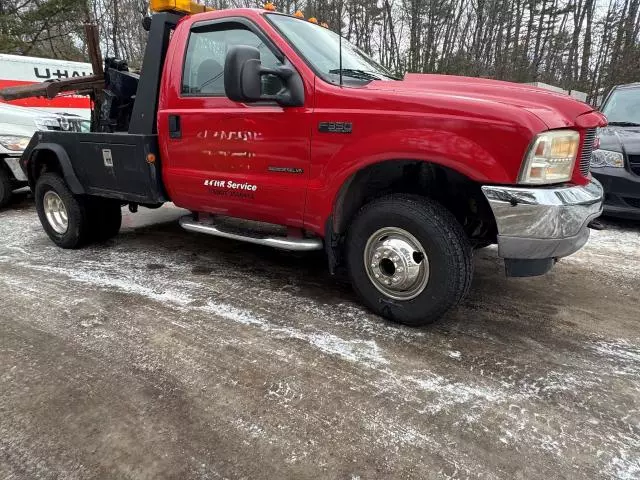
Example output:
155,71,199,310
0,167,13,208
35,173,91,248
346,194,473,326
88,198,122,242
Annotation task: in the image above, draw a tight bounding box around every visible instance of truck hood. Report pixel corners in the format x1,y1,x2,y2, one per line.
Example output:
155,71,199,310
597,125,640,155
369,74,596,129
0,122,37,137
0,102,60,129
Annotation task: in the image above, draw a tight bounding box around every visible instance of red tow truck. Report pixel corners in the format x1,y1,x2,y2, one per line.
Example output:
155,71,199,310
17,3,606,325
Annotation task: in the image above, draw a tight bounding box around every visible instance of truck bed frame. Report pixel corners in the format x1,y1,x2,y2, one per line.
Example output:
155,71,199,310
23,131,164,204
20,12,183,206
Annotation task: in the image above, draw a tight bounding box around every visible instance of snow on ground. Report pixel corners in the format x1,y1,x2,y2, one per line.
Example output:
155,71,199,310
0,201,639,479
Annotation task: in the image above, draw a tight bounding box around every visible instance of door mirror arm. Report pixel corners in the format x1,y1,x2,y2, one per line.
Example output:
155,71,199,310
256,63,304,107
224,45,304,107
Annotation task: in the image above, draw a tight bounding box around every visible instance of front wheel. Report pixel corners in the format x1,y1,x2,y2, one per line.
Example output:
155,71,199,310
0,167,13,208
346,195,473,326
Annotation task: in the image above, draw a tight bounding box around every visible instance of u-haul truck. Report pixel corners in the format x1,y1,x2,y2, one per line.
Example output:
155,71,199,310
0,54,93,118
0,55,93,206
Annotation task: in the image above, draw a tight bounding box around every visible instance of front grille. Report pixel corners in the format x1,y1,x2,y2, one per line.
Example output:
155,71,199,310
629,155,640,176
579,128,597,177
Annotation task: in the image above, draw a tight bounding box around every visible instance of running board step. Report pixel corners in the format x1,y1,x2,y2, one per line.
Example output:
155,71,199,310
179,216,323,251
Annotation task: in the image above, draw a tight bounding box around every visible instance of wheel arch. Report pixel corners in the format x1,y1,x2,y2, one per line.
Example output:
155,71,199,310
27,143,85,195
325,158,497,273
331,158,494,233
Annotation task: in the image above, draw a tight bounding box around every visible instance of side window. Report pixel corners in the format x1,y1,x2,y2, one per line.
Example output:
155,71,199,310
182,24,283,97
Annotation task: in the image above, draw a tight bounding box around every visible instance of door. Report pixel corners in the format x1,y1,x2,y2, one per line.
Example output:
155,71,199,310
160,19,312,227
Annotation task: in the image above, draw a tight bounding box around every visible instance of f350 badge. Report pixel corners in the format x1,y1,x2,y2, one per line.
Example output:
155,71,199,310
318,121,353,134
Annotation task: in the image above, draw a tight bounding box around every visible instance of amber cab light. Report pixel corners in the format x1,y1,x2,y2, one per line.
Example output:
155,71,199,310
149,0,211,14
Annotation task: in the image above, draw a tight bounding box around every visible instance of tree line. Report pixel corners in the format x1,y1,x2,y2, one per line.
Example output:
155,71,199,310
0,0,638,104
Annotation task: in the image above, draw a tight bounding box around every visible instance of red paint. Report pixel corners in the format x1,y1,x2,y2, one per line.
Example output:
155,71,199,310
157,8,606,236
0,79,90,109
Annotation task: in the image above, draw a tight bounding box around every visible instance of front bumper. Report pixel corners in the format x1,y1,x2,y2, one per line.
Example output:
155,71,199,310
2,155,28,182
481,179,603,272
591,167,640,220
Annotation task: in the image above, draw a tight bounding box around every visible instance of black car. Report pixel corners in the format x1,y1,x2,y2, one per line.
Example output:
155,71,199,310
591,82,640,219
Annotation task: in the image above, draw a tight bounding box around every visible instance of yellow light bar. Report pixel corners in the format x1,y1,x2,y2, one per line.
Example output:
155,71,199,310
150,0,213,14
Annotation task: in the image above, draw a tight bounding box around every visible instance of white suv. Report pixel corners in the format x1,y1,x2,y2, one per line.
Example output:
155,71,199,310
0,103,69,207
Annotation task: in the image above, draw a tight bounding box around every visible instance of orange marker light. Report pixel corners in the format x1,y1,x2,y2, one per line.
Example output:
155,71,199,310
147,153,157,164
264,2,276,11
293,10,304,18
308,17,318,24
320,22,329,28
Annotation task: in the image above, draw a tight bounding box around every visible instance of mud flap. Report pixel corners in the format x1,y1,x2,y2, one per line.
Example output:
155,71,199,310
504,258,555,277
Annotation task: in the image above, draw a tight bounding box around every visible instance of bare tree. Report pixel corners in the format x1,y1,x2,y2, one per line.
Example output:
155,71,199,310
2,0,639,104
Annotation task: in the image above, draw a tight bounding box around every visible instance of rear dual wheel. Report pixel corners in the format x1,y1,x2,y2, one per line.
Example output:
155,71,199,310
35,173,122,248
346,195,473,326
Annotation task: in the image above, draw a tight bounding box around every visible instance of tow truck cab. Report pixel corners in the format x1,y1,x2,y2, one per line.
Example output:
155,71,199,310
19,6,606,326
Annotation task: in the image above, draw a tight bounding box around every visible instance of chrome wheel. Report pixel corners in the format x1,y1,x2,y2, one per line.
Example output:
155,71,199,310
43,190,68,234
364,227,429,300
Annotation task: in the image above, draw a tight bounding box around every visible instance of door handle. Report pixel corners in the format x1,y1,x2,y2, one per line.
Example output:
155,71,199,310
168,115,181,139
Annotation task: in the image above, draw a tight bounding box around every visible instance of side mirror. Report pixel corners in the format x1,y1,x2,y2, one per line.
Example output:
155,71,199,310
224,45,304,107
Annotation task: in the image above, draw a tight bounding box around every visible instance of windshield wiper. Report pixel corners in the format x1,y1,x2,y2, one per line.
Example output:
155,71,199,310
328,68,381,81
608,121,640,127
377,71,402,80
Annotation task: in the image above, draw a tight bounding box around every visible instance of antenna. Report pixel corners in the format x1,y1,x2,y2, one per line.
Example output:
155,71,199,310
338,22,343,86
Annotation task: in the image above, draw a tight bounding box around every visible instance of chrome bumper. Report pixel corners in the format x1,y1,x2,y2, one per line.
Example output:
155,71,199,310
3,156,28,182
481,179,603,260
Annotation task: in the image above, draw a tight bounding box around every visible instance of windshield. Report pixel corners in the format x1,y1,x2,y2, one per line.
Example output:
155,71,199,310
601,87,640,125
267,14,399,84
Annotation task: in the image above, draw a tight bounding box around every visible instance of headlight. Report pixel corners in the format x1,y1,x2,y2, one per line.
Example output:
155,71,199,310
34,117,61,130
519,129,580,184
590,149,624,168
0,135,30,152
